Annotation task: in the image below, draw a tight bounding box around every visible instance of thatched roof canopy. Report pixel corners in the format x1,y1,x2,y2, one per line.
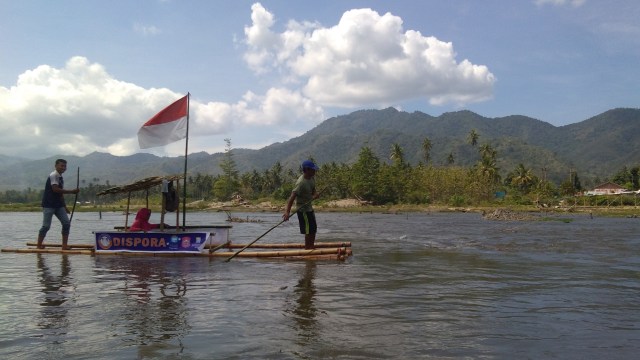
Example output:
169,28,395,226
97,175,184,196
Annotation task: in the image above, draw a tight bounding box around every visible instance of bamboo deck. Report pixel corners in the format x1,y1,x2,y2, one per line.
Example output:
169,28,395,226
2,241,353,261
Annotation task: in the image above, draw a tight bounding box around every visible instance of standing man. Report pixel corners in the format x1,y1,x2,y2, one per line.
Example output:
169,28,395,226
37,159,79,250
283,160,320,249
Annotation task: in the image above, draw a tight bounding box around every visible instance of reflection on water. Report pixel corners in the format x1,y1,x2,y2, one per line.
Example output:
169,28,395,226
93,257,191,357
290,261,318,345
36,254,73,337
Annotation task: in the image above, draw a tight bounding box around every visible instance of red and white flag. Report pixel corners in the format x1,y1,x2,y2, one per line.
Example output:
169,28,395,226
137,95,189,149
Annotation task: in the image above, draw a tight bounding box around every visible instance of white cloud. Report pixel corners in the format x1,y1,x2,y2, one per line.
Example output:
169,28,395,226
0,4,496,160
134,23,162,36
243,2,282,73
194,87,324,130
243,4,495,108
0,57,236,158
0,55,326,159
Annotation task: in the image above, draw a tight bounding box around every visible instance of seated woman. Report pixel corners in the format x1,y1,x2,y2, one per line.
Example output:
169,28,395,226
129,208,160,232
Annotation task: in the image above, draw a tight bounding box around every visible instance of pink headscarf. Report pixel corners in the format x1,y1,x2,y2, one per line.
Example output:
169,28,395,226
129,208,159,231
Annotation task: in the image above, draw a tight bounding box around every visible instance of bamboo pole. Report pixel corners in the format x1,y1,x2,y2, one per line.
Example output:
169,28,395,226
175,179,180,229
1,248,94,255
89,250,349,260
160,180,166,230
208,241,230,254
114,225,232,230
216,247,348,258
26,242,94,249
124,192,132,230
207,242,351,249
2,247,352,260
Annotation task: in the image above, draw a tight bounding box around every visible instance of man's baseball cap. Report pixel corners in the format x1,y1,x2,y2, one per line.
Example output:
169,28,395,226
301,160,319,170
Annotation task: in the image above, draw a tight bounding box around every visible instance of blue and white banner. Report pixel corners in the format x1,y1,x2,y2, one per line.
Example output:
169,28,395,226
95,231,209,253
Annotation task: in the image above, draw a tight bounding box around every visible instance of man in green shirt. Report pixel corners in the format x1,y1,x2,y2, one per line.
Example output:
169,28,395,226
283,160,320,249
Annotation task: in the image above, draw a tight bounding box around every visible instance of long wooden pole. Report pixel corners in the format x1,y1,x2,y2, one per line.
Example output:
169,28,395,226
208,241,230,254
207,241,351,249
219,247,349,258
224,217,289,262
69,166,79,223
182,93,190,229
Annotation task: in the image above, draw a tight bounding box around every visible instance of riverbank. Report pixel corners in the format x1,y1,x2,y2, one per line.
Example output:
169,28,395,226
3,198,639,218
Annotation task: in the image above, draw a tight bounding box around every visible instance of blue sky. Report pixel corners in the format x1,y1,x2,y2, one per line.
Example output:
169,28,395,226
1,0,638,160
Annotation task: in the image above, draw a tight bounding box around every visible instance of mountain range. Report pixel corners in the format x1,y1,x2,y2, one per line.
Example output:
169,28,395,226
1,107,638,192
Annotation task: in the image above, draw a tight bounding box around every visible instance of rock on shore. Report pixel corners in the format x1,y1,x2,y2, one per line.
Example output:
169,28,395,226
482,208,536,221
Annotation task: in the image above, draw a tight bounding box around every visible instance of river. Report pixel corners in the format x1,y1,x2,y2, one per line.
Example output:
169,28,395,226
1,210,639,359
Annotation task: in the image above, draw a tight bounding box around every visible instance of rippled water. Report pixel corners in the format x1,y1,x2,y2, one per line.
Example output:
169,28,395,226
1,210,639,359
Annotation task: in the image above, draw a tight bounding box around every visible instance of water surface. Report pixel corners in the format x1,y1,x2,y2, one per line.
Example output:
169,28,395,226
1,210,639,359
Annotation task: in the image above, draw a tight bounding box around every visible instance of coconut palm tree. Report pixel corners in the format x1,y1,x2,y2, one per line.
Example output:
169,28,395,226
467,129,479,147
477,155,501,184
511,163,534,193
446,152,455,165
390,143,405,166
479,143,496,159
421,137,432,164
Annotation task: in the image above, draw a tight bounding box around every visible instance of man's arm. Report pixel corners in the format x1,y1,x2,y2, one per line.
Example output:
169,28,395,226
52,184,79,195
282,192,297,221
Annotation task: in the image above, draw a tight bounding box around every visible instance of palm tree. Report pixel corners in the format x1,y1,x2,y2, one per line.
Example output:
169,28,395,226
390,143,405,166
479,143,496,159
421,137,432,164
511,163,534,192
477,155,500,184
446,152,455,165
467,129,479,147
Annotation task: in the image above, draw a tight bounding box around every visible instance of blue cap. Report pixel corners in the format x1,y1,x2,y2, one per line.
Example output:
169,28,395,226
301,160,319,170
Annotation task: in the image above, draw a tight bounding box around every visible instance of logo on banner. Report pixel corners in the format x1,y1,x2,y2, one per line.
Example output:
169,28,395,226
98,234,113,250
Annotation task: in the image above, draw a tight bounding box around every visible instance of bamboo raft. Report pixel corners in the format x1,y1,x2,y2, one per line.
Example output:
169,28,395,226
1,241,353,261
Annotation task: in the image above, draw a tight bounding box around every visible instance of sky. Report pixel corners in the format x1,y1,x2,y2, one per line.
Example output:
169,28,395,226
1,0,638,160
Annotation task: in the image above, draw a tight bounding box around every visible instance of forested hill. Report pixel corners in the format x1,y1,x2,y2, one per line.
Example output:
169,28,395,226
248,107,640,185
1,107,638,191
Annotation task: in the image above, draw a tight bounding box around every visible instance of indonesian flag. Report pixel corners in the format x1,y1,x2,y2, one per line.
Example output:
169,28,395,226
137,95,189,149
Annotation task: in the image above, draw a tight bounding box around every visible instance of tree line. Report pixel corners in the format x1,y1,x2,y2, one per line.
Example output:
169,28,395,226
188,136,640,207
2,133,638,207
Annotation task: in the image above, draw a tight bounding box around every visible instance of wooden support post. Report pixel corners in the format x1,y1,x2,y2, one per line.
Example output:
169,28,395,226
124,192,131,230
160,184,166,231
175,179,180,230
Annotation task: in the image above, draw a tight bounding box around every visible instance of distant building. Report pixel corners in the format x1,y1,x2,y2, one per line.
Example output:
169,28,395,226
584,182,628,196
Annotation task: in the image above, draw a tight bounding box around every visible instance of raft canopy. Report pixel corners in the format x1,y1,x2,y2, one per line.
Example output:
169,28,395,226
96,175,184,196
96,174,185,230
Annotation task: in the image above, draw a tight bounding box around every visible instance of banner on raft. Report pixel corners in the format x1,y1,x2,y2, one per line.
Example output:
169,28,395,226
94,231,210,253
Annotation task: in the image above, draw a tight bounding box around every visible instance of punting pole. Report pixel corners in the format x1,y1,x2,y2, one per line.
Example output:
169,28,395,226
69,166,79,223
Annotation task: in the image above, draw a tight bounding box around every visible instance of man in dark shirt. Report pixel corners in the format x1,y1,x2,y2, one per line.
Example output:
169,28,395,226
283,160,320,249
37,159,79,250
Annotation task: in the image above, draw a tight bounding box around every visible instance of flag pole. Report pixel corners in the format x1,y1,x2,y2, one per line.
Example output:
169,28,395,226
182,92,190,229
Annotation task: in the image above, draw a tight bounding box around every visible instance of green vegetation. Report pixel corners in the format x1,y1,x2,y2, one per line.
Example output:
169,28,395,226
3,109,640,218
3,138,639,216
3,107,640,194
